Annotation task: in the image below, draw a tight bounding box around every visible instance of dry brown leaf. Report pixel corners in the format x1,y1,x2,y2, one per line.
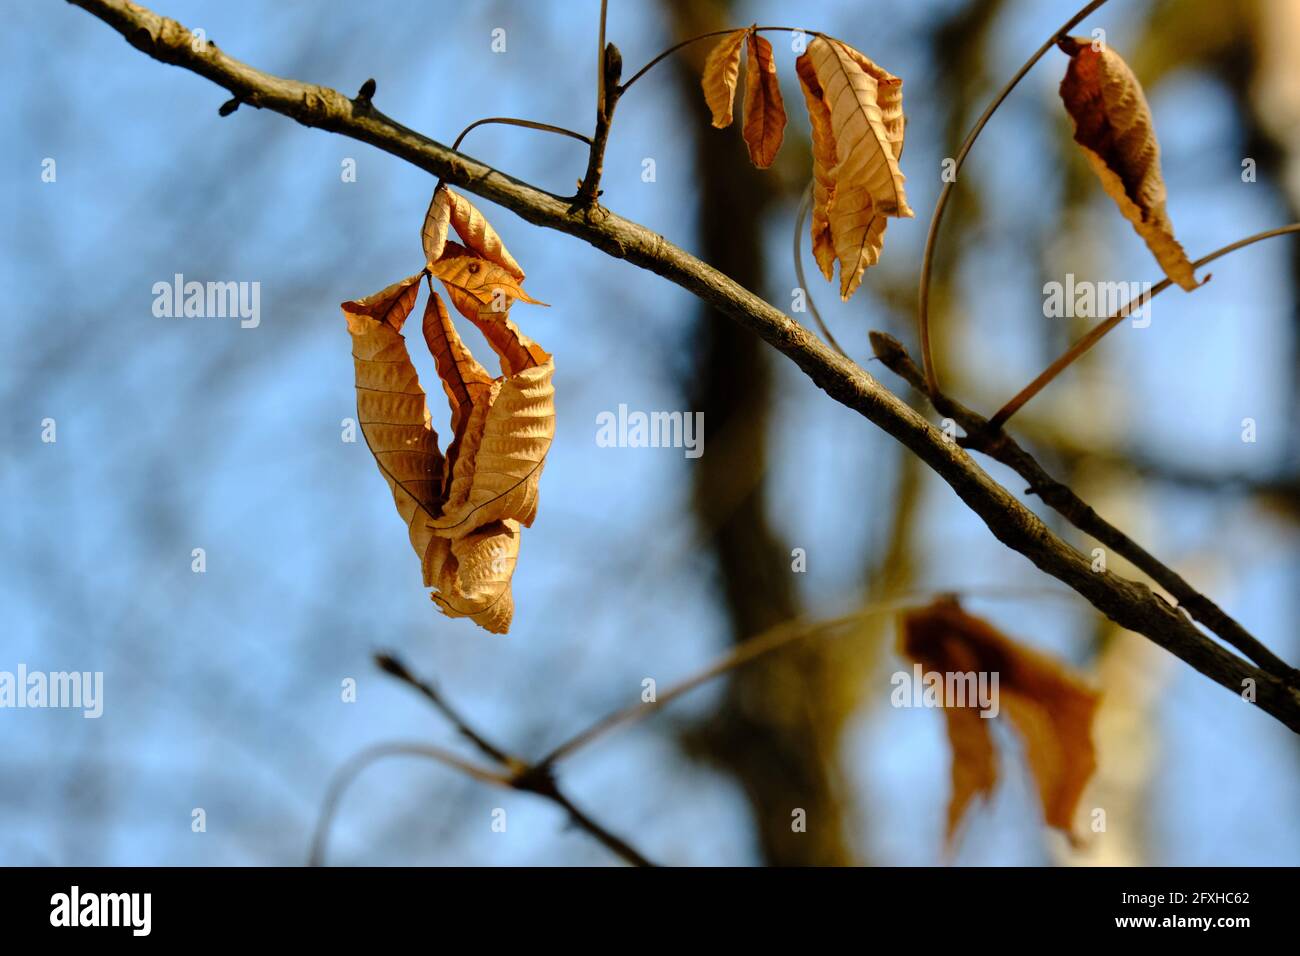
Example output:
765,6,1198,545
1058,36,1199,291
701,28,747,128
835,43,905,301
342,274,447,587
428,241,547,309
423,282,493,433
805,37,912,300
428,292,555,537
795,52,839,281
899,596,1100,848
344,267,554,634
845,45,906,157
429,519,520,635
422,185,526,281
742,30,786,168
942,692,999,843
421,184,453,267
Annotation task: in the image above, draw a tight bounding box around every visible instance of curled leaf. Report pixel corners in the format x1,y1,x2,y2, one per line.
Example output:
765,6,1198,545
742,30,786,168
804,38,912,300
701,28,747,128
429,519,520,635
421,184,453,267
422,185,526,281
426,288,554,536
422,284,493,476
1058,36,1199,291
342,274,447,585
428,240,547,309
795,52,838,281
344,274,554,635
899,596,1100,848
806,37,911,218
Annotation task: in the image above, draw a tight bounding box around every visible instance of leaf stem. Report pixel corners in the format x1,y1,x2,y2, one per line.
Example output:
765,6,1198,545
988,222,1300,430
619,26,817,94
793,184,847,356
535,589,1060,767
307,742,511,866
451,116,591,153
916,0,1111,396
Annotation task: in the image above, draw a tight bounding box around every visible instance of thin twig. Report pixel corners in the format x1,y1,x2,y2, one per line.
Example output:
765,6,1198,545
574,7,623,209
869,330,1300,685
308,742,510,866
541,586,1096,765
516,774,653,867
542,609,880,767
917,0,1111,395
620,26,816,93
989,223,1300,430
794,183,847,356
374,652,522,770
380,655,654,866
312,657,657,867
451,116,591,153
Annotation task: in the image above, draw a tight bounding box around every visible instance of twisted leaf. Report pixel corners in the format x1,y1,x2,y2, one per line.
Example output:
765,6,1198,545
742,30,786,168
1058,36,1199,291
344,268,553,634
899,596,1100,848
805,37,911,300
701,28,747,128
422,185,526,281
795,52,839,281
342,274,447,586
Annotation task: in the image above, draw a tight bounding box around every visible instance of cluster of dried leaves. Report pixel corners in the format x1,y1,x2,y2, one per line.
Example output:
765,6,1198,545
335,27,1194,834
701,27,913,301
899,598,1100,848
699,30,1199,307
342,186,554,634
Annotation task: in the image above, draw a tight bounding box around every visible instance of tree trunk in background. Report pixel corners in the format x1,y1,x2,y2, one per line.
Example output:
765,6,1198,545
664,0,854,865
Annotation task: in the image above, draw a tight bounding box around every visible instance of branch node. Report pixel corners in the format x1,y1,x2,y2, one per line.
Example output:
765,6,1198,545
354,77,377,109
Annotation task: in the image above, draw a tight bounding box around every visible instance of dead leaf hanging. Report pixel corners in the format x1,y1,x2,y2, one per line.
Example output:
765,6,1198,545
421,184,526,281
428,242,547,310
795,53,839,281
346,208,554,633
342,274,448,588
803,37,912,300
741,30,786,168
1058,36,1199,291
898,596,1100,848
421,184,453,267
428,519,521,634
425,279,555,537
700,28,747,128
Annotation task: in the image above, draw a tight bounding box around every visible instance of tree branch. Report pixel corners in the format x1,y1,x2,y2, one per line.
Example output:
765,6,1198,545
869,331,1299,685
68,0,1300,733
369,654,654,867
